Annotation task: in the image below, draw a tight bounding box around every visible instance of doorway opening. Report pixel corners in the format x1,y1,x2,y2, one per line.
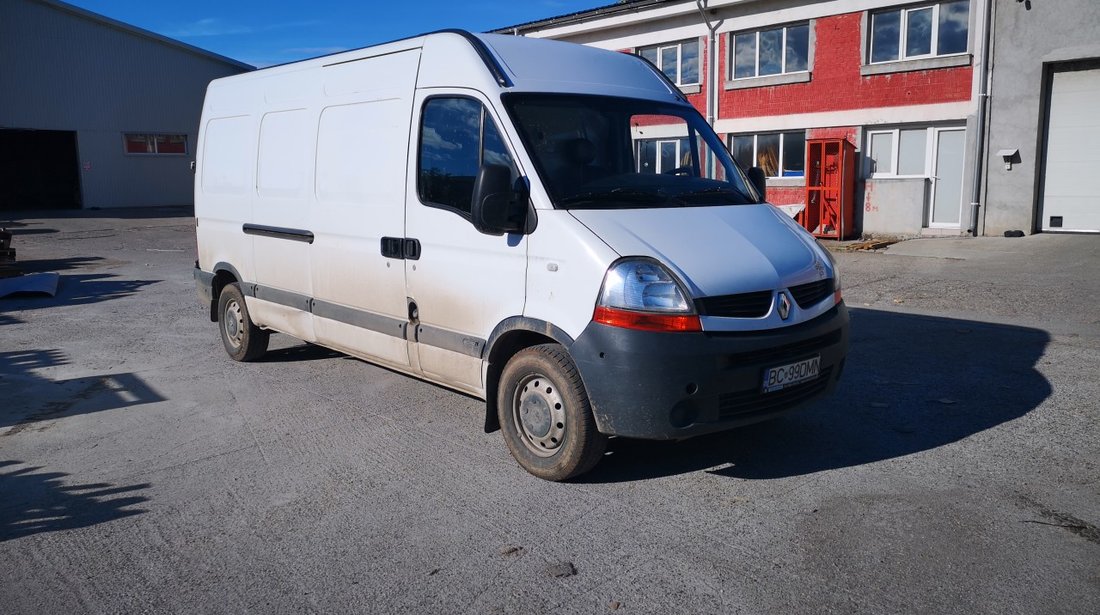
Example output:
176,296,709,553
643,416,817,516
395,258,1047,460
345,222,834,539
0,129,82,211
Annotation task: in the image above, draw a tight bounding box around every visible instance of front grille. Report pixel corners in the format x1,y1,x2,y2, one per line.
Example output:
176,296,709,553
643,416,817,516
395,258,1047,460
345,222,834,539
720,328,842,367
695,290,773,318
789,278,834,309
695,279,834,319
718,367,832,420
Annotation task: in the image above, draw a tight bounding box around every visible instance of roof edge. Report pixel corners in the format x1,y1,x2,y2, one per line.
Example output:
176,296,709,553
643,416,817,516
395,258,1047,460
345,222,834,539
492,0,688,35
32,0,254,71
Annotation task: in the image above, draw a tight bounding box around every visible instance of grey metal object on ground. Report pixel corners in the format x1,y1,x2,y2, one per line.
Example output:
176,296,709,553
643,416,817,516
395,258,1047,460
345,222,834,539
0,272,59,298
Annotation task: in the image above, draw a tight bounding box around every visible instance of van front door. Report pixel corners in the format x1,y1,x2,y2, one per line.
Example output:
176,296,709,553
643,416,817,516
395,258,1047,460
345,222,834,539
403,92,528,394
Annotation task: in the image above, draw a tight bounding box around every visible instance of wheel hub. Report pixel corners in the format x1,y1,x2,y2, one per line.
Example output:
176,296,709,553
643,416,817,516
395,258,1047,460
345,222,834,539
224,300,244,348
513,374,567,457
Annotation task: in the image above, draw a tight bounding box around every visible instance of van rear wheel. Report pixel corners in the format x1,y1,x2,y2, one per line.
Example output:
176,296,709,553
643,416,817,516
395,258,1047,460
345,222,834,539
218,282,269,362
497,344,606,481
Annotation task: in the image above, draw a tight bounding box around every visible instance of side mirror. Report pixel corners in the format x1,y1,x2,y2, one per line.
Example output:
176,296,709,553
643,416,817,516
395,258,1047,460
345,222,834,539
472,164,528,235
747,167,767,202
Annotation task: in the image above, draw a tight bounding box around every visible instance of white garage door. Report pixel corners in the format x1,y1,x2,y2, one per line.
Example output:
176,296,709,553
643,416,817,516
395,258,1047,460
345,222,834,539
1042,67,1100,232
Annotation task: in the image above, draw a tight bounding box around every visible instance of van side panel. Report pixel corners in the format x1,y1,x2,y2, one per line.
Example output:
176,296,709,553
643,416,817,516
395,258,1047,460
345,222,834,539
197,113,256,285
309,50,422,368
249,106,317,341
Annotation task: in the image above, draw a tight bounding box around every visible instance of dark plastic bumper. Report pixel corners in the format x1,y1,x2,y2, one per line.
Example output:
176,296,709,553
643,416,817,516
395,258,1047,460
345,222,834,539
570,303,849,440
194,265,214,306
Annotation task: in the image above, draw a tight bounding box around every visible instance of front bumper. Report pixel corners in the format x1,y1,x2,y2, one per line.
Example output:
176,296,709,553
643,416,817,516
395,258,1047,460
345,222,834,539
570,303,849,439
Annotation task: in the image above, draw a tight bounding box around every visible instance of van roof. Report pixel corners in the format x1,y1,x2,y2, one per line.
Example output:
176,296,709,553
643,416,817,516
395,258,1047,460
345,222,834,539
475,32,684,103
207,30,684,105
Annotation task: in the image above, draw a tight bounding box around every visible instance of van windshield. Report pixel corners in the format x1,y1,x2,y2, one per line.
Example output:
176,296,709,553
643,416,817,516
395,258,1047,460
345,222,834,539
503,94,761,209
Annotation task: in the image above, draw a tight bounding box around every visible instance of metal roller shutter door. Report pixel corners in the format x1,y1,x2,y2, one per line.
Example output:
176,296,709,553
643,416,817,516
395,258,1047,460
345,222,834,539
1041,67,1100,232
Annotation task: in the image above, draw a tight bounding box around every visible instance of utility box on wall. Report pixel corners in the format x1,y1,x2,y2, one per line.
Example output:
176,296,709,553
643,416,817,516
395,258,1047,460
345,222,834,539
800,138,856,240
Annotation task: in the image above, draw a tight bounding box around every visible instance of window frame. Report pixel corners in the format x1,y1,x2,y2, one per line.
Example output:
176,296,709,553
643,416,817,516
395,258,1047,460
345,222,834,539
637,39,701,87
868,1,970,65
865,126,940,179
415,94,518,221
729,22,812,81
728,131,807,179
122,133,189,156
635,137,694,175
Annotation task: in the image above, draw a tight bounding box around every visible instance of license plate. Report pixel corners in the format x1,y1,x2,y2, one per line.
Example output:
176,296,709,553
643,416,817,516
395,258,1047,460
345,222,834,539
762,356,821,393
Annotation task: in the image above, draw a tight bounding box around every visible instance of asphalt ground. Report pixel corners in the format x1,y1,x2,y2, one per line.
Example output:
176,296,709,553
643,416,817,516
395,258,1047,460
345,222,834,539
1,208,1097,614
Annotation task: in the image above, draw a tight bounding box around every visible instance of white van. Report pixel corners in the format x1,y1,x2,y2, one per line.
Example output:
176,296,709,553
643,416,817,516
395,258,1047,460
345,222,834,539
193,30,849,481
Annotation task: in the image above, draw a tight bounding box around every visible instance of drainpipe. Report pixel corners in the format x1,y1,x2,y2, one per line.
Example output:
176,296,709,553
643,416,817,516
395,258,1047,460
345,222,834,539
694,0,720,131
968,0,994,235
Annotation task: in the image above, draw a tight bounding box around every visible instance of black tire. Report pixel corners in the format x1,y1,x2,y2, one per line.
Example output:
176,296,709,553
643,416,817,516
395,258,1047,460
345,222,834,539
497,344,607,481
217,282,269,362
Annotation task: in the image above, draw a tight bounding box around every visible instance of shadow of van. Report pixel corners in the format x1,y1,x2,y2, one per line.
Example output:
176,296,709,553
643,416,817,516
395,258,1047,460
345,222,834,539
581,307,1052,483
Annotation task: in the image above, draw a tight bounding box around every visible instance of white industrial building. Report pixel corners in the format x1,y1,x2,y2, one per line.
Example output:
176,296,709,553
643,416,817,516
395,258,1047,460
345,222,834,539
0,0,251,211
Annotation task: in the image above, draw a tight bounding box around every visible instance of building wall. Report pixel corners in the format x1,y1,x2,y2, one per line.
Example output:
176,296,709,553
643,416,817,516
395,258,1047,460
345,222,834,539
862,178,928,235
981,0,1100,235
717,13,973,119
0,0,249,208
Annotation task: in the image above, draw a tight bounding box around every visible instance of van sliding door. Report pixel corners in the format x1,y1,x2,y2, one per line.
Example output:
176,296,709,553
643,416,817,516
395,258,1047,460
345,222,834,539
309,50,422,368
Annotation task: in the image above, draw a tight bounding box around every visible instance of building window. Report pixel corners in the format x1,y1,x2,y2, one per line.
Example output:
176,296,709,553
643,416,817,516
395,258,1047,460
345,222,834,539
869,1,969,64
638,40,700,86
866,127,932,176
123,133,188,155
636,138,692,174
731,23,810,80
729,131,806,177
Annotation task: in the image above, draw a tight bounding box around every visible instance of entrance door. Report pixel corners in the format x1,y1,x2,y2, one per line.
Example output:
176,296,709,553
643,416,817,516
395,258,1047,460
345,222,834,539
1041,67,1100,232
930,128,965,227
0,129,82,210
404,92,528,394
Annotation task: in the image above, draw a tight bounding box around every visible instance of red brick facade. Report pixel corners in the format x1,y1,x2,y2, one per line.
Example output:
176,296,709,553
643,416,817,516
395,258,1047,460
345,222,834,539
717,13,972,119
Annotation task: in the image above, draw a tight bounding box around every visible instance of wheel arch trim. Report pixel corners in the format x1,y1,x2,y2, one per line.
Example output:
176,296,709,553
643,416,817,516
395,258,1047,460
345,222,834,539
481,316,576,433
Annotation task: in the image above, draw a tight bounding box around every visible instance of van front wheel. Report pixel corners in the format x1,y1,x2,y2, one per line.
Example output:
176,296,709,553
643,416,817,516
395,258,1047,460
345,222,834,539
497,344,606,481
217,282,269,362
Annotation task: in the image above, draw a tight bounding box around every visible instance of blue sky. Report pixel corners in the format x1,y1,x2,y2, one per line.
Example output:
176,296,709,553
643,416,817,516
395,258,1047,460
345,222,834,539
66,0,608,67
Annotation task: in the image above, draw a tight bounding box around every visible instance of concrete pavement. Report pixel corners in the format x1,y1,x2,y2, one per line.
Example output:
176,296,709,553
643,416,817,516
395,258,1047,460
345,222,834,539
1,210,1097,613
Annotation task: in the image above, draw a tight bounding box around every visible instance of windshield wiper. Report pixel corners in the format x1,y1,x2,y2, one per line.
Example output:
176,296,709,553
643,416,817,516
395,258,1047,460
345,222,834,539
558,188,676,207
677,185,758,204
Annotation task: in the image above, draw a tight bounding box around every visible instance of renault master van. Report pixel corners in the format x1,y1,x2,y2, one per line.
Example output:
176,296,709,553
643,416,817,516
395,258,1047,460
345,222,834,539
193,31,849,481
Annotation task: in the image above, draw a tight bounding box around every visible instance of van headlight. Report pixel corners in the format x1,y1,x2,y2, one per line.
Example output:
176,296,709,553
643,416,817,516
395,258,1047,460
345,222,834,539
816,240,843,302
593,259,701,332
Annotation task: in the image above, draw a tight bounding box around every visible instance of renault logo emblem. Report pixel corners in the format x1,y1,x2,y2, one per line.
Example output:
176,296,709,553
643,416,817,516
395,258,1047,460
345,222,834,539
778,292,792,320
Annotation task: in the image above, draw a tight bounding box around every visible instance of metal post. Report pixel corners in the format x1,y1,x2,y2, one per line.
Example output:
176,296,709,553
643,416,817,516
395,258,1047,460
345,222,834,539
968,0,995,235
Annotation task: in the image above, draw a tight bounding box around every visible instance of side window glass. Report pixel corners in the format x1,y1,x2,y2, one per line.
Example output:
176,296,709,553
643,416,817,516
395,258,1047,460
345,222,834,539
418,97,515,217
482,119,513,170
